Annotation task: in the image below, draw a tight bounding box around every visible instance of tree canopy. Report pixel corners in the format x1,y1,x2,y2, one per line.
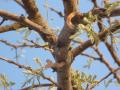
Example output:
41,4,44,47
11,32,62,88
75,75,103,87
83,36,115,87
0,0,120,90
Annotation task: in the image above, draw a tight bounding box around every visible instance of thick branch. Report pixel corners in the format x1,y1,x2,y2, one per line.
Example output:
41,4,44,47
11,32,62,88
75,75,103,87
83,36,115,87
57,12,83,48
0,23,23,33
21,0,39,18
56,0,81,48
92,7,120,18
21,0,57,45
0,10,53,36
63,0,79,18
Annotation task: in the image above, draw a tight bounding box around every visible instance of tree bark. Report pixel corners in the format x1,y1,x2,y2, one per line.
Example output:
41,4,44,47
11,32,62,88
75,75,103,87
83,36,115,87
57,65,72,90
55,1,79,90
55,47,73,90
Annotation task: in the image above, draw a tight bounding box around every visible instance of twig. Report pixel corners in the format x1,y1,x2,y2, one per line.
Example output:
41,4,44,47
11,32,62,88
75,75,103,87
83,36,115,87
89,67,120,89
0,56,60,88
14,0,25,9
0,39,53,52
41,74,59,87
44,5,64,17
96,11,120,66
93,46,120,82
104,41,120,66
0,39,38,48
81,52,100,60
0,56,31,70
0,17,7,25
21,83,54,90
25,39,54,52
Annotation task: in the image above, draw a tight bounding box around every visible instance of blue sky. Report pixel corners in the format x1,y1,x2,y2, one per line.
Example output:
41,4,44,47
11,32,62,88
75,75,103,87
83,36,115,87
0,0,120,90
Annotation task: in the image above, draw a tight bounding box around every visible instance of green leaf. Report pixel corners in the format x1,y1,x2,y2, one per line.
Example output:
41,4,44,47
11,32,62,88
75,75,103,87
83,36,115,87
0,74,9,87
23,29,31,39
71,69,98,90
0,74,15,89
16,27,29,33
69,31,81,40
9,81,15,86
104,79,113,88
34,57,42,66
83,58,93,69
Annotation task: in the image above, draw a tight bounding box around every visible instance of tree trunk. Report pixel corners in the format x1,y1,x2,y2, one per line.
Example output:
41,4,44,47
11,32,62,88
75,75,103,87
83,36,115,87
57,64,73,90
55,47,73,90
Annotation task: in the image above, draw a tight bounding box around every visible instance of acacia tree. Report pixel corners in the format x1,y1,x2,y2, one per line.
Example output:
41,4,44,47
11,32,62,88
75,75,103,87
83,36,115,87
0,0,120,90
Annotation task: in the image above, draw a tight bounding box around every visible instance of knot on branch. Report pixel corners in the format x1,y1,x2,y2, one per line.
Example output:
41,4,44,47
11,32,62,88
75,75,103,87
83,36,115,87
66,12,83,29
45,60,65,72
20,14,26,21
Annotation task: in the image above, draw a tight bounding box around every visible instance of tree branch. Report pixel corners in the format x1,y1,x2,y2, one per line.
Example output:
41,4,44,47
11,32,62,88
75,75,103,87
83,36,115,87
91,7,120,18
96,9,120,66
0,56,60,88
0,10,53,36
14,0,25,9
44,5,64,17
0,23,23,33
89,67,120,89
56,0,81,48
72,21,120,61
62,0,79,18
21,83,54,90
80,52,100,60
21,0,57,45
104,41,120,66
93,47,120,83
0,39,53,52
0,56,31,69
